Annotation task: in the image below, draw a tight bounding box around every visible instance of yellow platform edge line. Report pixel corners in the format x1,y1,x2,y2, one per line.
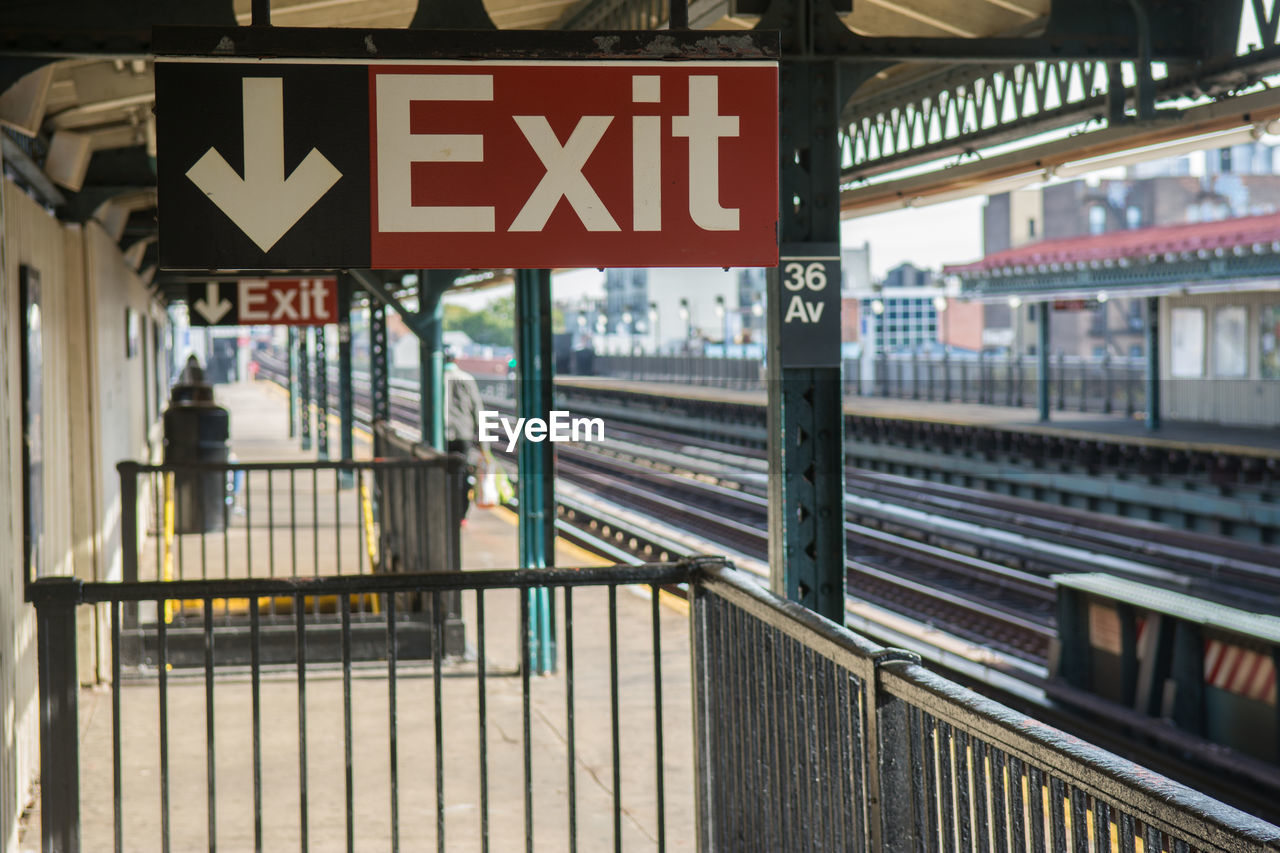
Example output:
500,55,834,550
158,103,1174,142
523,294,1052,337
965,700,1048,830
488,505,688,613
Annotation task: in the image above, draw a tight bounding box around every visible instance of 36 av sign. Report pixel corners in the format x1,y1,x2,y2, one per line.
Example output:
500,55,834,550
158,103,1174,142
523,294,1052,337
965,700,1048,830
156,44,778,271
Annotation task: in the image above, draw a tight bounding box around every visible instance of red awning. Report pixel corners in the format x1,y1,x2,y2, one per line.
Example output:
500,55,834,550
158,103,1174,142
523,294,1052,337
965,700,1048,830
945,211,1280,274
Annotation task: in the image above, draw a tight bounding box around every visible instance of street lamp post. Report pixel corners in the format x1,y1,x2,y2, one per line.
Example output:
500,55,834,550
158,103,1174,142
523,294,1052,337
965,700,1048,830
649,301,659,354
871,299,886,396
934,296,950,401
678,298,691,347
715,295,728,353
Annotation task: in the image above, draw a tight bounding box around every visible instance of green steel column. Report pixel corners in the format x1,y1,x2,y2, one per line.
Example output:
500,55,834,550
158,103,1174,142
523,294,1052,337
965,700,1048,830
370,303,391,424
338,276,355,486
299,328,312,452
516,268,556,675
1037,302,1051,423
315,324,330,459
417,271,450,451
766,57,846,622
1145,296,1161,431
286,327,296,438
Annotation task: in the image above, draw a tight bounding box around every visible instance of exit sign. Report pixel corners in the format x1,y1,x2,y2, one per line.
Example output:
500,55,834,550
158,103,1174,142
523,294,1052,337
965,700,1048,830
187,278,338,326
155,30,779,271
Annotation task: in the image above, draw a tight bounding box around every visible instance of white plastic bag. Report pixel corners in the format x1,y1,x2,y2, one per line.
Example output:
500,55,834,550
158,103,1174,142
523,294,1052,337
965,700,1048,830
475,457,499,508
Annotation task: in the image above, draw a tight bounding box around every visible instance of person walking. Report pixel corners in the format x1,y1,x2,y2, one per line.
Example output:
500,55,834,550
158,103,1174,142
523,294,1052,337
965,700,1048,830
443,349,484,522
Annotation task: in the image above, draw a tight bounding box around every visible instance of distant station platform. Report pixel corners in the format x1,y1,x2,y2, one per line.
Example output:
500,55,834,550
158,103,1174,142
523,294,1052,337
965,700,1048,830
23,380,694,852
556,376,1280,459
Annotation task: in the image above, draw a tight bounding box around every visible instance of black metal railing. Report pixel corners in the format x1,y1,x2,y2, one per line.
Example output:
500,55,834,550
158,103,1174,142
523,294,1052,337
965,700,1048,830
33,560,1280,851
31,562,691,853
588,354,764,389
119,454,462,584
691,564,1280,852
855,352,1147,415
564,353,1150,416
118,452,467,666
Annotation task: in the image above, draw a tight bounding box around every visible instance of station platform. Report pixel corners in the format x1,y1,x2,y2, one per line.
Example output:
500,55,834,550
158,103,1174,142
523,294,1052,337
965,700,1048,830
556,376,1280,459
21,380,696,852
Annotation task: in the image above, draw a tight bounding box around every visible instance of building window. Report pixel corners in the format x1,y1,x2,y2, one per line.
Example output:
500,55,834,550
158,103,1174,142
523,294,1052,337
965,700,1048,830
1170,307,1205,378
1213,306,1249,377
1088,205,1108,235
1027,217,1037,238
1262,305,1280,379
1125,205,1142,229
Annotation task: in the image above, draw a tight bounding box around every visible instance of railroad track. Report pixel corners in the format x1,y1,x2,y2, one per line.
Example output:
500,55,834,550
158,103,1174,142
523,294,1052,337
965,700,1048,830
254,351,1280,821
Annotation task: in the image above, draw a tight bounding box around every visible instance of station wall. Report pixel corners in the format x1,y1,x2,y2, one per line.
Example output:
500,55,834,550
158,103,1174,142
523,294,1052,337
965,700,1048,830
1160,289,1280,427
0,171,164,847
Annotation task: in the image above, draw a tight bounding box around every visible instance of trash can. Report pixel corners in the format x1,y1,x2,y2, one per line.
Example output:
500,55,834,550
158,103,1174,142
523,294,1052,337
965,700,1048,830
164,367,230,534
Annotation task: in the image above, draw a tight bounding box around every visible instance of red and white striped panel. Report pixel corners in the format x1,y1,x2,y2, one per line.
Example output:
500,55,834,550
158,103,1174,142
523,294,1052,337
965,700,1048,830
1204,638,1278,707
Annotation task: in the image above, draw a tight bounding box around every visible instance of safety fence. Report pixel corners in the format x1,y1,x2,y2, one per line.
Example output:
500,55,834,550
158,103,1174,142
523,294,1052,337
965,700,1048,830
120,455,460,585
857,351,1148,416
31,563,686,853
571,353,1149,416
117,453,465,666
691,564,1280,853
31,561,1280,851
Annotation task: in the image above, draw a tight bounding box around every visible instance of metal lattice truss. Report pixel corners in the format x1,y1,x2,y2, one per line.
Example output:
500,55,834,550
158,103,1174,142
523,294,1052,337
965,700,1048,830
841,0,1280,201
842,60,1115,181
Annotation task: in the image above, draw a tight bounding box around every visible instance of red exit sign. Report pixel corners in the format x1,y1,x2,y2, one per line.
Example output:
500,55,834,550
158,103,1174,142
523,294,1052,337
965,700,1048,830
186,278,338,326
158,56,779,271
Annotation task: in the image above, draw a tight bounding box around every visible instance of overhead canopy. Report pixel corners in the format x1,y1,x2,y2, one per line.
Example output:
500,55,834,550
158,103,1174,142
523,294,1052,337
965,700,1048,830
3,0,1276,292
947,210,1280,302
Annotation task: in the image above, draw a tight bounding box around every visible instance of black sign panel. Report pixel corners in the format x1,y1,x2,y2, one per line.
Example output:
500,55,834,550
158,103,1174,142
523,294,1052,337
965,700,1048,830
777,243,840,368
157,63,370,271
186,282,239,325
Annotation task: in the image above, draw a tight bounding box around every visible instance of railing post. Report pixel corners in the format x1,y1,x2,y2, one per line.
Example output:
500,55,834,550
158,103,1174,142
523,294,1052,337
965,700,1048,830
118,461,140,626
943,348,952,401
979,351,988,403
871,653,923,853
118,461,138,584
1056,352,1066,411
911,348,919,400
1126,359,1136,417
33,577,83,853
1102,353,1113,414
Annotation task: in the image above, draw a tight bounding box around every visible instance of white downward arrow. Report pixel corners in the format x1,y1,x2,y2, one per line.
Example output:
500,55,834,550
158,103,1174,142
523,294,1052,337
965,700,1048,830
193,283,233,323
186,77,342,252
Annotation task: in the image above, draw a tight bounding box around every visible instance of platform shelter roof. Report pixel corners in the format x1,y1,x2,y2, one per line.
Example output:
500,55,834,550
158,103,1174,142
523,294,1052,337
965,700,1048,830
946,211,1280,302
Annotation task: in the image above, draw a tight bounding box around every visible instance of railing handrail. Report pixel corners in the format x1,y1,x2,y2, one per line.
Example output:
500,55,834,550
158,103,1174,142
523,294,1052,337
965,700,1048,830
878,664,1280,847
692,562,1280,849
118,456,458,474
28,562,698,605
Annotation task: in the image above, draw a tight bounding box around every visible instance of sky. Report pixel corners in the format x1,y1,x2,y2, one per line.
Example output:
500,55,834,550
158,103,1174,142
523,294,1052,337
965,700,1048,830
842,196,986,278
443,197,987,311
441,146,1226,312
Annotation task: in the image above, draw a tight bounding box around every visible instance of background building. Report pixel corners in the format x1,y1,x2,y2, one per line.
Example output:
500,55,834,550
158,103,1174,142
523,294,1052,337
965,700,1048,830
980,143,1280,360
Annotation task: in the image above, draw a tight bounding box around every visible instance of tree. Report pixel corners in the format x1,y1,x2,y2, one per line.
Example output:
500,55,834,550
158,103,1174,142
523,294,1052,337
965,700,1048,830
443,294,566,347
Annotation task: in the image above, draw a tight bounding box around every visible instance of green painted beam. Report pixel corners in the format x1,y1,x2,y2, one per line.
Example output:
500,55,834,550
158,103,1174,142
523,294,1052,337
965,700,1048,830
515,268,556,675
